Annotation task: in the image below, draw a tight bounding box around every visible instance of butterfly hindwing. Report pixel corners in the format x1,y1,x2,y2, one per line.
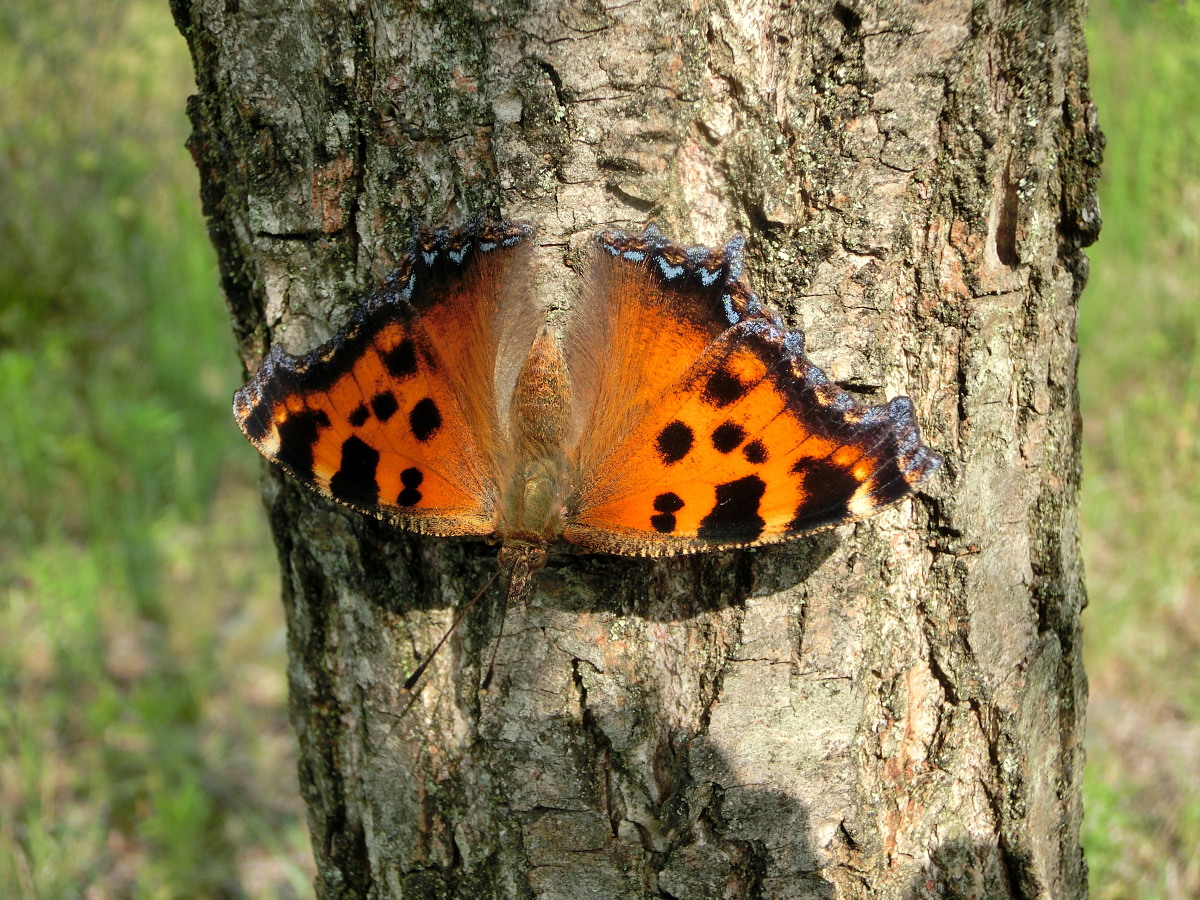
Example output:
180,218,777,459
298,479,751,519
232,221,539,537
404,222,542,451
563,228,941,556
564,227,778,475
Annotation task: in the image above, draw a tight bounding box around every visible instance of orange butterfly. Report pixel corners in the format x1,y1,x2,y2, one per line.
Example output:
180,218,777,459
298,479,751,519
234,220,940,660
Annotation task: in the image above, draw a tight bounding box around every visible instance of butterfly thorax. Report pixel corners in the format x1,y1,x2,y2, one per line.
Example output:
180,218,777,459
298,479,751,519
498,328,574,547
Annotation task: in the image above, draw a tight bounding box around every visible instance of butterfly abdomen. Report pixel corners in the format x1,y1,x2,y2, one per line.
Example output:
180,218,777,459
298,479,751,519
499,328,574,545
511,329,570,451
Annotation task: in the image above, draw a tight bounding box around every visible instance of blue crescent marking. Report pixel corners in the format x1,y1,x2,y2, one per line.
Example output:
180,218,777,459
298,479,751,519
422,251,437,266
622,249,647,262
722,294,739,324
657,257,685,279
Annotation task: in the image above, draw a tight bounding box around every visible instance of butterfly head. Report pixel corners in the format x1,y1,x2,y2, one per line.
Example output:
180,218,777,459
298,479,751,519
496,542,550,603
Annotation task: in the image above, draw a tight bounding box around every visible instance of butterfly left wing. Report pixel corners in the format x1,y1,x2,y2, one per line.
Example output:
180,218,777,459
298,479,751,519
563,227,941,556
233,221,540,538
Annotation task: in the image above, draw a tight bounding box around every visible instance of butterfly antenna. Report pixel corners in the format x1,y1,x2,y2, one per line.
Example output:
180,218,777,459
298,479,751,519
479,586,510,694
480,546,545,694
399,568,500,700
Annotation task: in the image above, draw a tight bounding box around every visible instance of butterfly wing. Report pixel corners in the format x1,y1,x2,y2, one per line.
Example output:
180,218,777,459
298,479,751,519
563,227,941,556
233,221,540,537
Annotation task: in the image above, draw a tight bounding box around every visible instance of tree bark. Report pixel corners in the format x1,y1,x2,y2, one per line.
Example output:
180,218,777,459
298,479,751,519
174,0,1099,897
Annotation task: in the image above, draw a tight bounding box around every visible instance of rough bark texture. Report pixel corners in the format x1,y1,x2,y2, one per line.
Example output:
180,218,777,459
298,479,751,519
174,0,1100,897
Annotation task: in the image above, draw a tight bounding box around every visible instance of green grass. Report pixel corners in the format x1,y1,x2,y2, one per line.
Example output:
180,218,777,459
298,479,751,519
1081,1,1200,897
0,1,312,896
0,0,1196,896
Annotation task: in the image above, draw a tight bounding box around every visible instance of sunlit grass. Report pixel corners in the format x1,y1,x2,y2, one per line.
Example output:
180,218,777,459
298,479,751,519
0,1,312,896
1081,1,1200,897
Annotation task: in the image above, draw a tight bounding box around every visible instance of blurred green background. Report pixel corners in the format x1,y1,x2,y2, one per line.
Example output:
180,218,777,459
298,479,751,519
0,0,1195,897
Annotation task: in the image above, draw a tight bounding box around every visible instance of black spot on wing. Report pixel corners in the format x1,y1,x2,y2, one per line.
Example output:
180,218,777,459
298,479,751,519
743,440,768,464
397,467,424,506
409,397,442,442
382,338,418,379
650,491,685,534
656,421,694,465
711,422,746,454
329,435,381,504
788,456,860,532
275,408,331,477
650,515,676,534
698,475,766,543
371,390,399,422
703,368,748,408
349,403,369,428
654,492,685,513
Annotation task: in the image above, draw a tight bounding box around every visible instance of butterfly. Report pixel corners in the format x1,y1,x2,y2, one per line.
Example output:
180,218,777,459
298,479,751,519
233,219,941,678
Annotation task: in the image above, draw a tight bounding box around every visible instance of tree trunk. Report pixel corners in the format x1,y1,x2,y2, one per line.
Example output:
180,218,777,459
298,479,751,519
173,0,1099,897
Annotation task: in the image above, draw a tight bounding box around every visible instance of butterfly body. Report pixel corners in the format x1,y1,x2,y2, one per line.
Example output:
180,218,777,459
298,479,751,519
233,220,940,597
499,329,573,552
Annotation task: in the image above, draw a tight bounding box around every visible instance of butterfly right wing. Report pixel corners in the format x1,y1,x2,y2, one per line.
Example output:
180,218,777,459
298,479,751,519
232,221,541,537
562,226,940,556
